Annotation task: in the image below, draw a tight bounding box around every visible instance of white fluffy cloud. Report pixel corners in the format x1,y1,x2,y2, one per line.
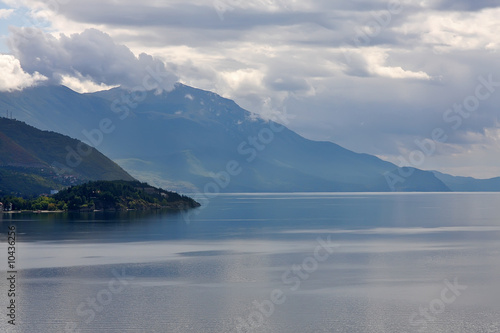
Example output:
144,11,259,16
341,47,434,80
396,7,500,52
0,8,14,19
8,27,178,91
0,54,47,91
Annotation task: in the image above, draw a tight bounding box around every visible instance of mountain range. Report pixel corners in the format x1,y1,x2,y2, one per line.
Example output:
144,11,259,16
1,83,498,193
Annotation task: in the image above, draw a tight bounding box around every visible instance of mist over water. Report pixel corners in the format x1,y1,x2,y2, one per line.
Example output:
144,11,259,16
1,193,500,332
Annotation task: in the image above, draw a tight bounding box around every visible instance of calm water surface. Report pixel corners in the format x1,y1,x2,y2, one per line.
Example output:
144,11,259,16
1,193,500,332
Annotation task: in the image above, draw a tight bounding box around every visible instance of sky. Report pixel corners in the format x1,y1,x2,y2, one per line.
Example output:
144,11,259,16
1,0,500,178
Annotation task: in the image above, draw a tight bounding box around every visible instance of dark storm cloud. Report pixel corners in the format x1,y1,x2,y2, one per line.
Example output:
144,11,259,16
55,1,323,30
8,27,177,90
430,0,500,11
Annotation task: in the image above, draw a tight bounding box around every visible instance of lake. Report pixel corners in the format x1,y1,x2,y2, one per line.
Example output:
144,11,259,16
1,193,500,332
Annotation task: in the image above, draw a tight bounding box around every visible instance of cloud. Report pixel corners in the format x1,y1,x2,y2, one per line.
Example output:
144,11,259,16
342,48,433,80
3,0,500,177
59,74,118,94
0,9,14,19
427,0,500,12
395,8,500,53
7,27,178,91
0,54,47,91
265,75,311,92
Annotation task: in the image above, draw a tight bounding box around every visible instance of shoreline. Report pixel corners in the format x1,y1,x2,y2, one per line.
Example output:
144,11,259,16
2,210,65,214
2,206,197,215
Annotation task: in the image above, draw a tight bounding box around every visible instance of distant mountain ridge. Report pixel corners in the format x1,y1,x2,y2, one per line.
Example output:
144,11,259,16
432,171,500,192
0,117,135,195
0,84,491,193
